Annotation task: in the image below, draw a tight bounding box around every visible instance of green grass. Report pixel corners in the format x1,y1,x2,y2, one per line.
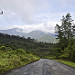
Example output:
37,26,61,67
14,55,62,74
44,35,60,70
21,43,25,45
54,59,75,68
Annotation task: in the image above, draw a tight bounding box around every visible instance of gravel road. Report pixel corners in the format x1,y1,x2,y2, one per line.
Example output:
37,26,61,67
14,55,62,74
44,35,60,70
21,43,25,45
3,59,75,75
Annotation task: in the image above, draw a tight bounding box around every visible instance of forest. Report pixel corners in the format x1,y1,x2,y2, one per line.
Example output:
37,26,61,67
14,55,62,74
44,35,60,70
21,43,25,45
0,13,75,74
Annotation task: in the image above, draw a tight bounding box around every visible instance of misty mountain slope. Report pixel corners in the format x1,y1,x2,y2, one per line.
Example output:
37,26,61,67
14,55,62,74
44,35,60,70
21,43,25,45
0,28,47,38
0,28,57,43
0,28,25,36
26,30,46,39
38,34,57,43
0,28,48,36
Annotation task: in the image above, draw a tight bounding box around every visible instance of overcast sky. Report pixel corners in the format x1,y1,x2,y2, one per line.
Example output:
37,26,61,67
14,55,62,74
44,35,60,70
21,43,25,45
0,0,75,33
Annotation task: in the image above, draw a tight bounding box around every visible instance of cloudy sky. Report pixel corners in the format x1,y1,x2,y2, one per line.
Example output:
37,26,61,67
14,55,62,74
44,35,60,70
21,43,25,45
0,0,75,33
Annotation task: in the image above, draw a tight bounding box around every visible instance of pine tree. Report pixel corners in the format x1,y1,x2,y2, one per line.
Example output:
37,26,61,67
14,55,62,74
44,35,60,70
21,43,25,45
55,13,75,40
55,13,75,50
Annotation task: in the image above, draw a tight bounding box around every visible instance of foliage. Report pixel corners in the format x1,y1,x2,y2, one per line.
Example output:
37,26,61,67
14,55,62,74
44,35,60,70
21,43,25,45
55,13,75,40
54,13,75,61
0,46,40,74
0,32,52,74
0,32,51,57
60,43,75,61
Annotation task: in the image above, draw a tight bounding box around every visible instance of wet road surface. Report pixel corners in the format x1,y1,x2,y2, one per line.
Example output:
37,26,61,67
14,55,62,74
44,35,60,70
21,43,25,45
3,59,75,75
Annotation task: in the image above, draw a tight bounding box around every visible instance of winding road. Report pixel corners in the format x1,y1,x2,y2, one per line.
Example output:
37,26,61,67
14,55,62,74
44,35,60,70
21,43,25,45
3,59,75,75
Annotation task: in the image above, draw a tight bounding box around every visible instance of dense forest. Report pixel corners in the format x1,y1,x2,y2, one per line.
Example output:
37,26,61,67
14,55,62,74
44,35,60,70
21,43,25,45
0,13,75,74
0,33,53,57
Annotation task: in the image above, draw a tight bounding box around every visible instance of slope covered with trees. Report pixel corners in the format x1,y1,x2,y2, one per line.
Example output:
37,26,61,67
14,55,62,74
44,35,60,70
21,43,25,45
0,33,52,74
0,33,52,55
38,34,57,43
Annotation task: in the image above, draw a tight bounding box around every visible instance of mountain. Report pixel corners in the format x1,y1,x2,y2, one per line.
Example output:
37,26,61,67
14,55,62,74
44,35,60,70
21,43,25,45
0,28,24,36
26,30,46,39
38,34,57,43
0,28,57,43
0,28,46,38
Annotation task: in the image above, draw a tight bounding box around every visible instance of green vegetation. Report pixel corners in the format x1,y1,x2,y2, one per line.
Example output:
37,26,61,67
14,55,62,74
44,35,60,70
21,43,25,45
46,13,75,68
54,13,75,60
0,45,40,74
38,34,57,43
0,33,51,54
0,32,51,74
55,59,75,68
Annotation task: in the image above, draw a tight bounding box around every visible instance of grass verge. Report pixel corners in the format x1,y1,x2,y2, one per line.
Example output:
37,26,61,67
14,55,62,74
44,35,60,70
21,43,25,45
54,59,75,68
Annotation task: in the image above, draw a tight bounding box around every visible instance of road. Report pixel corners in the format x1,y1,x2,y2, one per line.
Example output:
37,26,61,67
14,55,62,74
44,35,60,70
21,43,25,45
3,59,75,75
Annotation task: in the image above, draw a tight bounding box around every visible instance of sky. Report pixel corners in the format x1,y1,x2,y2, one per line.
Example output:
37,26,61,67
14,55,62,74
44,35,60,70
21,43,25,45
0,0,75,33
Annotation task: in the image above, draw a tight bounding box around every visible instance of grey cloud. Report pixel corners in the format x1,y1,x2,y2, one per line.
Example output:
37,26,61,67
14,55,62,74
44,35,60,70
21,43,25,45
0,0,50,24
56,0,75,5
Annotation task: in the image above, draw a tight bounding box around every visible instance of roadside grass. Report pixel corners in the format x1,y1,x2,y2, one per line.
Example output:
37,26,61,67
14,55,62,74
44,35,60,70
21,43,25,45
54,59,75,68
0,46,40,74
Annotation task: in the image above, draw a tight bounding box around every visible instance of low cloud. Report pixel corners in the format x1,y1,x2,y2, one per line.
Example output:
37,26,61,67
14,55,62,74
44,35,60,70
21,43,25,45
10,21,60,34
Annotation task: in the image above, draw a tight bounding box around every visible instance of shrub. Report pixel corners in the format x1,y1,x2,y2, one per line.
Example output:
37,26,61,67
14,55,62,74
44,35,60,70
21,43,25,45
0,46,6,50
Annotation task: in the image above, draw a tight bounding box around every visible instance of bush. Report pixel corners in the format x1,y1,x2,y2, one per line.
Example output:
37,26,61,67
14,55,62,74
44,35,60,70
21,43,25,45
0,46,6,50
0,46,40,74
60,45,75,61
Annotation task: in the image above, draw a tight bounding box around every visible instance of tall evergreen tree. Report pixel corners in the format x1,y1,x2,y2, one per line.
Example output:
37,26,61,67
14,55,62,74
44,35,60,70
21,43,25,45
55,13,75,50
55,13,75,40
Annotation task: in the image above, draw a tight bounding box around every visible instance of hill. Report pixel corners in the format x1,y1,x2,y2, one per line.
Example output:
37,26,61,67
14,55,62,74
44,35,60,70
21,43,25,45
0,28,57,43
38,34,57,43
